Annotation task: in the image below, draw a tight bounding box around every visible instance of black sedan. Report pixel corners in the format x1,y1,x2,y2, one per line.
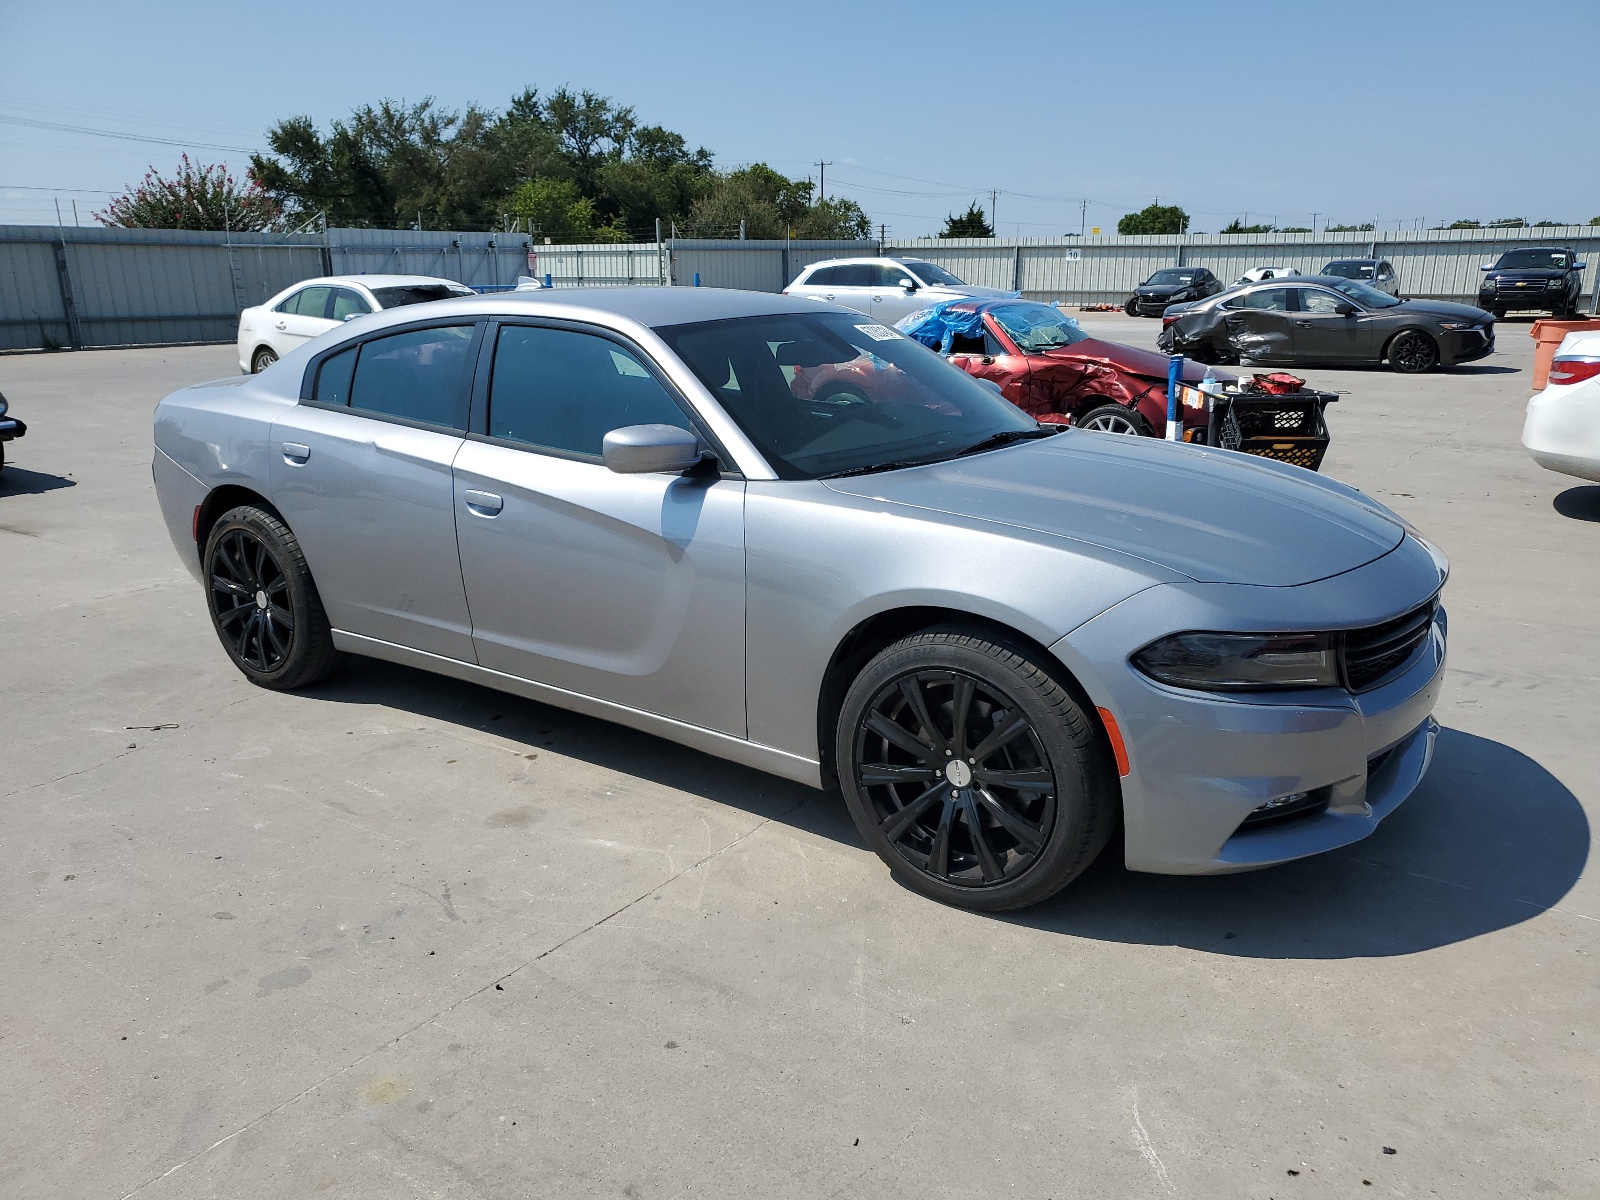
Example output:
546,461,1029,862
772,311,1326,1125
1124,267,1223,316
0,388,24,473
1158,276,1494,373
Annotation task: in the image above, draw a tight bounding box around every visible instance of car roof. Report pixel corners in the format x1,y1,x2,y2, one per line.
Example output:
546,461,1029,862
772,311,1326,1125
293,274,469,290
1323,258,1381,264
354,285,840,329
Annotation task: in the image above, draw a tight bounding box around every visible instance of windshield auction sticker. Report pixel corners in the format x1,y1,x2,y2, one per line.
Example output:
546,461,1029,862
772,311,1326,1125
854,324,902,342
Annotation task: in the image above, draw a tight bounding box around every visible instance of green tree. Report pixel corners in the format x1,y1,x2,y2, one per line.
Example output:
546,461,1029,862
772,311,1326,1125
98,155,282,230
1118,202,1189,235
1221,219,1275,234
681,163,867,239
941,202,993,238
1325,222,1374,232
1280,226,1313,233
1440,219,1482,229
1488,217,1528,228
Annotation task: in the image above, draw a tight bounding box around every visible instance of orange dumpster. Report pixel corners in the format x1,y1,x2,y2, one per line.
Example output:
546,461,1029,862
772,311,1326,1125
1530,318,1600,389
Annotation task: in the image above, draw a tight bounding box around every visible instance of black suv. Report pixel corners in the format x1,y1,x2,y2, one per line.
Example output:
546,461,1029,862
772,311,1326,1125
1478,247,1587,318
1125,267,1223,316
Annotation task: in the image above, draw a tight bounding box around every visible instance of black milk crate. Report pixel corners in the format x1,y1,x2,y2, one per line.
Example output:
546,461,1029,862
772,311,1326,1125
1204,389,1338,472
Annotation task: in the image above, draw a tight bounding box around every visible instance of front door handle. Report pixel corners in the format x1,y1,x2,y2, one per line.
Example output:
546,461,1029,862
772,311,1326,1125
462,489,503,516
274,320,287,330
281,442,310,464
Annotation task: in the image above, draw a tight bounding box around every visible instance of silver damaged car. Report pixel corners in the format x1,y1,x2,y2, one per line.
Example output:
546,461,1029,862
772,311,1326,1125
152,288,1448,911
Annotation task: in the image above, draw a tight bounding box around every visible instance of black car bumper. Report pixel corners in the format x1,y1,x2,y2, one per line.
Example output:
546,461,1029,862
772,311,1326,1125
1441,326,1495,366
0,416,25,441
1132,296,1184,315
1479,288,1568,311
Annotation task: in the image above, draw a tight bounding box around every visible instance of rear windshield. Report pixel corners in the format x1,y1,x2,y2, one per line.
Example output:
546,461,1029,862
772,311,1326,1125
371,284,475,308
1494,250,1571,270
1322,261,1375,279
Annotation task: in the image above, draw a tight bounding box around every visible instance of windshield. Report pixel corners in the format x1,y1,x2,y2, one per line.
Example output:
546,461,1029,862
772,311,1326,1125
1323,261,1374,280
657,311,1038,479
1495,249,1571,270
988,303,1091,353
1146,269,1196,286
1325,278,1402,309
372,284,475,308
903,261,963,286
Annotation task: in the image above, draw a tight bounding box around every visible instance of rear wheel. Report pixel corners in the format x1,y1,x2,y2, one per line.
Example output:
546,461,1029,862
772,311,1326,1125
1076,403,1150,436
1388,329,1439,374
204,505,342,690
836,629,1115,911
251,347,278,373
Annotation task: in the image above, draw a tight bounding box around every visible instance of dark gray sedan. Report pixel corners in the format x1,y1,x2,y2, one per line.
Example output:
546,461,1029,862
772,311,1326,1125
1160,276,1494,373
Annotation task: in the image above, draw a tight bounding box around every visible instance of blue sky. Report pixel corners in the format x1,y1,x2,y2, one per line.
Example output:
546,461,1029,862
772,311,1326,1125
2,0,1596,235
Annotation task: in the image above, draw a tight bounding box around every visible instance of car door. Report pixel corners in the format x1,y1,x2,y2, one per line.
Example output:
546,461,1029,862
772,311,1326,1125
869,264,922,324
269,286,336,356
1219,287,1295,362
329,286,373,324
1291,286,1375,363
451,321,747,735
1375,261,1399,297
269,321,480,661
945,319,1030,407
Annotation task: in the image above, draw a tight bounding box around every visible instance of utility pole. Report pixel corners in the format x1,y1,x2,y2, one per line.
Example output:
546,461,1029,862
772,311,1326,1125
1311,211,1320,234
990,189,998,233
815,161,834,201
1080,199,1087,237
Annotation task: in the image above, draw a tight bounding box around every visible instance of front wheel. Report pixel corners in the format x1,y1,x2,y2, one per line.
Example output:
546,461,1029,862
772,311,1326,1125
1123,297,1139,316
204,505,342,689
836,628,1116,911
1388,329,1440,374
1075,403,1150,436
251,347,278,374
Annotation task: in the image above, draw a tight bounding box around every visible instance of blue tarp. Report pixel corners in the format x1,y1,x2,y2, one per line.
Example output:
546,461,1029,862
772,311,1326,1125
896,300,991,354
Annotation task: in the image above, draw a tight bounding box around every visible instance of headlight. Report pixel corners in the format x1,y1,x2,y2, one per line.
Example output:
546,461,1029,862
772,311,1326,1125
1480,276,1496,288
0,393,8,417
1132,631,1340,691
1547,279,1564,289
1439,321,1478,331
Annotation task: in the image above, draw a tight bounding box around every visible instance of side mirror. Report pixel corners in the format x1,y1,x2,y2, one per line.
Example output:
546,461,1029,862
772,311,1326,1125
343,313,361,322
602,424,704,475
1335,302,1358,316
1479,264,1494,271
1576,262,1588,270
899,278,917,292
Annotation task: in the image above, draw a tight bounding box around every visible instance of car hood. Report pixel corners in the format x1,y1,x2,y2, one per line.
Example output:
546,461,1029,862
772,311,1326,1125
1486,268,1567,280
1041,338,1228,383
926,284,1018,301
823,432,1404,586
1394,298,1493,321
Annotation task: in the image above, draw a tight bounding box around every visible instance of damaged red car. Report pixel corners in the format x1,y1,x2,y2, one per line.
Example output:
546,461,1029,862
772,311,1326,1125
893,299,1231,438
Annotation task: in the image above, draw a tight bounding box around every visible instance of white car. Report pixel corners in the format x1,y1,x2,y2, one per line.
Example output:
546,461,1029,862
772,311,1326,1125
783,256,1015,324
237,275,475,373
1522,330,1600,482
1233,266,1302,285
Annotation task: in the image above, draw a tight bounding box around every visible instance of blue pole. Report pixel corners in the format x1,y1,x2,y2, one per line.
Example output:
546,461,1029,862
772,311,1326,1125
693,272,701,287
1166,354,1184,441
543,272,551,289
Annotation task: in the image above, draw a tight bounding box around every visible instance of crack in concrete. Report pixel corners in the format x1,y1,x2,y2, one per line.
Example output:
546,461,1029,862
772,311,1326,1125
114,790,819,1199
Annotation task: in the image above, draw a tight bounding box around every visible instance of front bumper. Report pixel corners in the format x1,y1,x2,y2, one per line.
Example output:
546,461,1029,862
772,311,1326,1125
1133,294,1184,315
0,416,25,441
1051,545,1447,874
1479,287,1566,311
1441,325,1495,365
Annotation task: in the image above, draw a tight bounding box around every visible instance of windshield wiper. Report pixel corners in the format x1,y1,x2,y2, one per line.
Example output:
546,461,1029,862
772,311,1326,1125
953,426,1062,458
822,458,937,479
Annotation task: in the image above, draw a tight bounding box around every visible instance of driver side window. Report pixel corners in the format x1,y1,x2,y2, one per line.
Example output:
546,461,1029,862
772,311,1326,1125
1301,289,1345,314
874,264,916,288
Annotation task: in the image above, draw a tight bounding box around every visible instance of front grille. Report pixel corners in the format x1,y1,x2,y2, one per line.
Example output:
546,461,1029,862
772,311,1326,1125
1497,279,1546,291
1342,600,1436,691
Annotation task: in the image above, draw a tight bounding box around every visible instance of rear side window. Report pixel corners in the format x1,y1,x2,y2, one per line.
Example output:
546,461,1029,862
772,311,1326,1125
832,264,875,286
1228,287,1291,311
314,346,357,406
329,288,371,320
488,325,692,457
804,266,839,286
345,325,475,427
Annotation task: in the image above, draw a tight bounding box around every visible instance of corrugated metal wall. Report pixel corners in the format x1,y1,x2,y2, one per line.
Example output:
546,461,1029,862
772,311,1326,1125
7,224,1600,353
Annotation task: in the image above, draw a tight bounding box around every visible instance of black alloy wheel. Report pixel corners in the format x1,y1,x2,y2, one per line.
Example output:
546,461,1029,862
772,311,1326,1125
837,629,1115,911
1123,297,1139,316
251,347,278,373
204,505,341,689
1388,329,1440,374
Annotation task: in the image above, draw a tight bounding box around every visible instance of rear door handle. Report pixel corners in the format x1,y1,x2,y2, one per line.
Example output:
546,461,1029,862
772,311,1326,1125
462,489,503,516
281,442,310,464
274,320,287,330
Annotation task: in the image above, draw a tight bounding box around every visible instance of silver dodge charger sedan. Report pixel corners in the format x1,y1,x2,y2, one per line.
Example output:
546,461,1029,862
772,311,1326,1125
152,287,1448,911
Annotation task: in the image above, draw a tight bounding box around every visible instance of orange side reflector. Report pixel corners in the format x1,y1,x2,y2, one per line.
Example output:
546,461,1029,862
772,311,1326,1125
191,504,202,542
1096,706,1131,777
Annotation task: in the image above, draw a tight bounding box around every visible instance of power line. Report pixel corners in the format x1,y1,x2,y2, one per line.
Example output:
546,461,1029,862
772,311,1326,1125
0,114,263,156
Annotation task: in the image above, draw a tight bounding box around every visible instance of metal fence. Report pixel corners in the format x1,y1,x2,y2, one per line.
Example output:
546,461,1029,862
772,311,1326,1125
6,223,1600,353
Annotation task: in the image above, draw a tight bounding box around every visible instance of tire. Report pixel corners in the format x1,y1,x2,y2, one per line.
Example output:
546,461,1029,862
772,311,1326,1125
1123,297,1139,316
1075,403,1151,436
251,347,278,374
204,505,342,690
836,628,1116,911
1491,307,1506,320
1387,329,1439,374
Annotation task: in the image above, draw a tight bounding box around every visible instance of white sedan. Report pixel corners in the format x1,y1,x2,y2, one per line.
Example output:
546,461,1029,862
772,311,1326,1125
1523,329,1600,482
237,275,475,374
